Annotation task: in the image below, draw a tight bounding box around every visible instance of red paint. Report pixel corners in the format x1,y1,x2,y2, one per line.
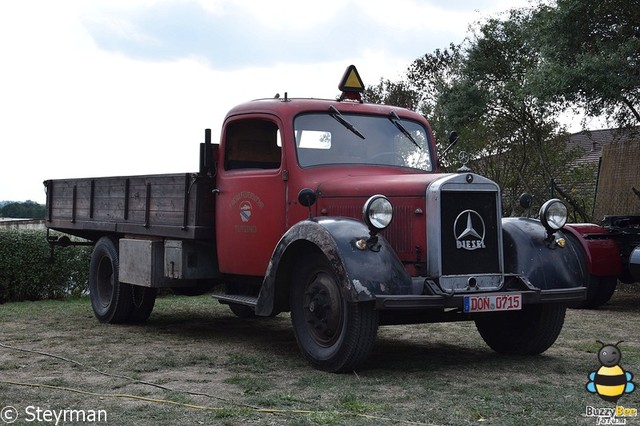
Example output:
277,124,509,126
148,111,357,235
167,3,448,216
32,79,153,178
214,99,438,276
564,224,622,277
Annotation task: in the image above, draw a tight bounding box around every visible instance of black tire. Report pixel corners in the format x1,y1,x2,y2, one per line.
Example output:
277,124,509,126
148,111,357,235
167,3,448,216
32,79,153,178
88,237,133,324
129,286,157,323
574,276,617,309
475,304,566,355
290,255,378,373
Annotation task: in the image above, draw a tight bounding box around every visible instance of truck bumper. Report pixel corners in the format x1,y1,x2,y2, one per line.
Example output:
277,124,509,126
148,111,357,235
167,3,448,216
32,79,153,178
374,276,587,310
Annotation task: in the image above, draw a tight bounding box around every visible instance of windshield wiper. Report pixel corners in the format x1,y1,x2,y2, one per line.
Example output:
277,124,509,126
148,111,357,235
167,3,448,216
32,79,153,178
389,111,420,150
329,105,365,140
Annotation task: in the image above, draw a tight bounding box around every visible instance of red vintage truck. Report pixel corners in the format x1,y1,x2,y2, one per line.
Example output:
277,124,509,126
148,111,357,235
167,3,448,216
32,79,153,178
45,66,611,372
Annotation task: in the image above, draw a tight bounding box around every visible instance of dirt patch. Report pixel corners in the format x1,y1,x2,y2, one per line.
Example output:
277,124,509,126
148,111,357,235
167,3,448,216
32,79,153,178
1,286,639,425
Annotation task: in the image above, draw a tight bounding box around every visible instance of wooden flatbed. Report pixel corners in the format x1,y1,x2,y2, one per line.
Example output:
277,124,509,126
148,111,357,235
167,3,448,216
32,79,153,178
44,173,215,241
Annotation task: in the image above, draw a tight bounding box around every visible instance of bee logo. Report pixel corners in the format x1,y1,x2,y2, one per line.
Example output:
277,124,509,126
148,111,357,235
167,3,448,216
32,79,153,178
586,341,636,403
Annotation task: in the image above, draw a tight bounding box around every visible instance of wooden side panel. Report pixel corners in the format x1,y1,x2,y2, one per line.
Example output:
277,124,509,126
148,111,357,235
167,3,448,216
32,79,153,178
45,173,215,241
594,139,640,219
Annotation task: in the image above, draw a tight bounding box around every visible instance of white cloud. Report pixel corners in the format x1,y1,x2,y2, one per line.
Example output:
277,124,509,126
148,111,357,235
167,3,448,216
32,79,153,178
80,0,471,70
0,0,532,203
225,0,346,30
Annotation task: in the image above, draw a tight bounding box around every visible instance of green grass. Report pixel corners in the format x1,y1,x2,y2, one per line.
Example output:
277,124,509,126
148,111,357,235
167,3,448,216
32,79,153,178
224,375,272,394
1,287,639,425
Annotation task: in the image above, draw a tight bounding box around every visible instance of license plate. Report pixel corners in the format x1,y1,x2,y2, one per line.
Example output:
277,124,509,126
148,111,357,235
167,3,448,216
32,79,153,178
463,293,522,313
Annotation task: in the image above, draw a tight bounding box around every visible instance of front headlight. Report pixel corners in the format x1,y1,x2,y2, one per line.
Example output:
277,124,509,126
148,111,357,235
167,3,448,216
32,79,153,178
539,199,567,231
363,195,393,232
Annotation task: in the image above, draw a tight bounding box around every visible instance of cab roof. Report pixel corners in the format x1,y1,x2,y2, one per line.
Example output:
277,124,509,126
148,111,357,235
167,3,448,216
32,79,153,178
224,97,428,125
225,65,426,123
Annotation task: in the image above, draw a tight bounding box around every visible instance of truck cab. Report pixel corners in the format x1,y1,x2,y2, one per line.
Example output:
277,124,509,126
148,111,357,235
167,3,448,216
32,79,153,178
215,96,434,276
45,66,588,372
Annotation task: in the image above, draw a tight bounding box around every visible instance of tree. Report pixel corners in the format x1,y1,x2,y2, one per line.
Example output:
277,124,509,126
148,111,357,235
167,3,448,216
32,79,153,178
363,79,421,110
403,8,592,219
406,44,470,162
0,201,45,219
529,0,640,128
464,11,566,210
364,2,627,220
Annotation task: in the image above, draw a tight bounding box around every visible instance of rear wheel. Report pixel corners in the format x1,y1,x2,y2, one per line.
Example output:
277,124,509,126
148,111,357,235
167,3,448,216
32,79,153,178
575,276,617,309
475,304,566,355
129,286,157,323
290,255,378,373
89,237,133,324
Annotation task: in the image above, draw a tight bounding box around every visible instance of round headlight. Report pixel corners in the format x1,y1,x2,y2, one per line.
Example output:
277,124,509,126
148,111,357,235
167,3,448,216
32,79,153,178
363,195,393,231
539,199,568,231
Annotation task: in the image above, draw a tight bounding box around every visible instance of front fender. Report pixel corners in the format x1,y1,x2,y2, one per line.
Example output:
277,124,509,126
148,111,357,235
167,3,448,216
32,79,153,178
255,218,412,316
502,218,587,290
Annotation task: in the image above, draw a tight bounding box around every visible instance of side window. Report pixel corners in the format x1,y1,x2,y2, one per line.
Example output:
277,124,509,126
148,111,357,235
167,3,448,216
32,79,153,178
224,119,282,170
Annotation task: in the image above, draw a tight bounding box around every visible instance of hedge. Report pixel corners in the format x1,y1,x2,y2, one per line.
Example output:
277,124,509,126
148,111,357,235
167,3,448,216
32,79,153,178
0,230,92,303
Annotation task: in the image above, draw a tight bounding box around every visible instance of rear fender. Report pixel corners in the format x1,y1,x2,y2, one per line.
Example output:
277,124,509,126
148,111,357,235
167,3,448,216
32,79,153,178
563,224,622,277
255,218,412,316
502,218,587,290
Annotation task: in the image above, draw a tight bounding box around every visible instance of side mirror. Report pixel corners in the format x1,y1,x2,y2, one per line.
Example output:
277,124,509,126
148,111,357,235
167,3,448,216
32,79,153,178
298,188,317,219
519,193,533,209
519,192,533,218
440,131,460,161
448,131,459,145
298,188,317,207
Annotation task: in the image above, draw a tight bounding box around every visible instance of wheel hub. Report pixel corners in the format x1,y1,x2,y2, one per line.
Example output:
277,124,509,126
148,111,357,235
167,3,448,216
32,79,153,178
303,272,343,346
96,257,114,308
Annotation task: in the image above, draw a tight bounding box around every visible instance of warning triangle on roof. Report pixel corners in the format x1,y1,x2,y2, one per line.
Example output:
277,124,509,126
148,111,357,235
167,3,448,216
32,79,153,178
338,65,364,93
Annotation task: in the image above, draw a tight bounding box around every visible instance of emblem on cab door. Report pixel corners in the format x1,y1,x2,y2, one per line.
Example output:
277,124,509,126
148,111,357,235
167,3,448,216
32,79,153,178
454,210,486,250
240,201,252,222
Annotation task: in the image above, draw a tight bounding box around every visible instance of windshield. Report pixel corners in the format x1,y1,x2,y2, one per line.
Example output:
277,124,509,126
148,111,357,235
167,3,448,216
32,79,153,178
294,112,433,171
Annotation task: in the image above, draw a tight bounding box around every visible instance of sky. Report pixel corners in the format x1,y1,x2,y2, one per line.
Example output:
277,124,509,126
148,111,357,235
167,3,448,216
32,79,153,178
0,0,534,204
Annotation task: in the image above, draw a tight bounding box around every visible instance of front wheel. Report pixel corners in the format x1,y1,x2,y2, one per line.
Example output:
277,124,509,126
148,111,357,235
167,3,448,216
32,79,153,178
290,255,378,373
475,304,566,355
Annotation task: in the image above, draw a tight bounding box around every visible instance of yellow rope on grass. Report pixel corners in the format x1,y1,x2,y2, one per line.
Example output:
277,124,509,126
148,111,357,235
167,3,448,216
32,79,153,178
1,380,222,411
1,380,435,425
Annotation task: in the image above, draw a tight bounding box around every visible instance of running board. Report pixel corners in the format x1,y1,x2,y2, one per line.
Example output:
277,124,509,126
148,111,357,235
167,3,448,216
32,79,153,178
212,294,258,307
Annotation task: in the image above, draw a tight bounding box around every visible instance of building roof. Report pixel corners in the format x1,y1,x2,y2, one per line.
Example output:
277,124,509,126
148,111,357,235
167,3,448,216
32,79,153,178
568,127,640,165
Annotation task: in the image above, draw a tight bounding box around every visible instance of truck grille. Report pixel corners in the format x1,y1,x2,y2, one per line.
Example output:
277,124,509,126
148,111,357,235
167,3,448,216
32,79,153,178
427,173,504,292
440,191,500,275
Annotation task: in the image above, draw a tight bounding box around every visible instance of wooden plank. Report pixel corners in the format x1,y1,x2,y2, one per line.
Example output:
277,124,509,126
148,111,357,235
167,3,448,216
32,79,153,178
45,173,215,240
594,139,640,219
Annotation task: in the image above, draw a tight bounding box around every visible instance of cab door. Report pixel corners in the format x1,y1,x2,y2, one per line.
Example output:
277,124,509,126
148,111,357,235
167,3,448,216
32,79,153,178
215,116,286,276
